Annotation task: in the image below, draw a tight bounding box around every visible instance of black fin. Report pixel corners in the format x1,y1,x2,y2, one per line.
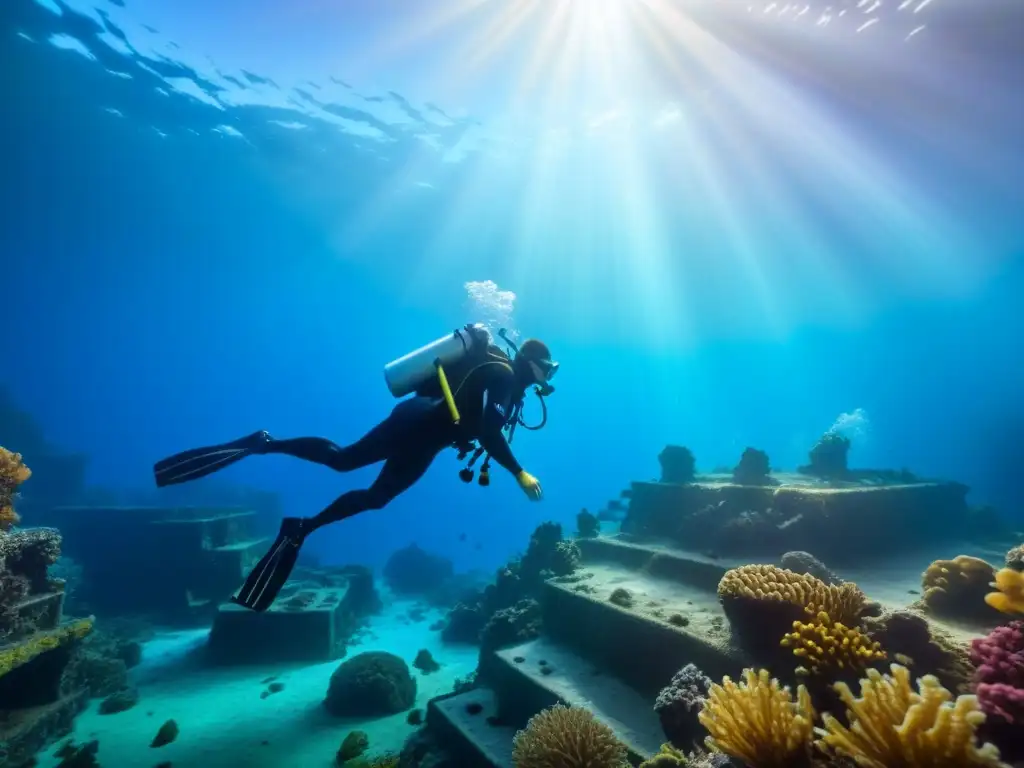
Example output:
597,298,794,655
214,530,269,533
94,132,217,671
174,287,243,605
153,431,269,487
231,518,305,612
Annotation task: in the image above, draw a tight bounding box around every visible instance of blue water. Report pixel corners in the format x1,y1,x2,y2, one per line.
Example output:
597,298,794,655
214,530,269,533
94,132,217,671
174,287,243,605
3,0,1023,578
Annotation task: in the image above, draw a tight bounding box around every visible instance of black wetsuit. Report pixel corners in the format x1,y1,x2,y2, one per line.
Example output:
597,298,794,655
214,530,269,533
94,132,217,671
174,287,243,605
262,360,525,531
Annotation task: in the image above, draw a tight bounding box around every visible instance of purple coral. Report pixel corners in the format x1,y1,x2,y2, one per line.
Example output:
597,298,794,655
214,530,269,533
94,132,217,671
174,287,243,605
654,663,712,748
971,621,1024,727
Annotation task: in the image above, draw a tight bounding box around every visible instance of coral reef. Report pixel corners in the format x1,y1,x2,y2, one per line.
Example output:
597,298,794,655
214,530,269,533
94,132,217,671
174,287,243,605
920,555,1004,621
659,446,696,484
510,704,627,767
698,668,815,768
779,551,842,586
0,618,93,678
861,609,974,694
986,568,1024,615
970,621,1024,759
731,448,775,486
718,565,867,653
0,448,31,530
480,599,541,653
324,651,416,717
1005,544,1024,572
576,509,600,539
383,544,454,599
781,611,886,676
816,663,1006,767
654,663,712,748
798,432,850,480
441,522,578,646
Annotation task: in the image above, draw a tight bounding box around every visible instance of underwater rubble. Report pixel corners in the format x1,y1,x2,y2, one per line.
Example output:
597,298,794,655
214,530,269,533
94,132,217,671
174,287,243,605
402,438,1024,768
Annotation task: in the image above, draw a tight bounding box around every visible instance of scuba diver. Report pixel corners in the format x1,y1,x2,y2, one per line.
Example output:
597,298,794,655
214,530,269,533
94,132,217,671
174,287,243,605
152,325,558,612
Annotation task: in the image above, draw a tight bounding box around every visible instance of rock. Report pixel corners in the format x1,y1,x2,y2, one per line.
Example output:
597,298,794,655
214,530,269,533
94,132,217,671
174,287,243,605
412,649,440,675
337,730,369,762
150,719,178,748
98,686,138,715
780,551,843,586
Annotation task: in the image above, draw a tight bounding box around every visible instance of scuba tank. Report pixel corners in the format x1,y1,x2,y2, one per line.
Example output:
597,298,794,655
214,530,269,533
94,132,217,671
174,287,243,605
383,324,492,399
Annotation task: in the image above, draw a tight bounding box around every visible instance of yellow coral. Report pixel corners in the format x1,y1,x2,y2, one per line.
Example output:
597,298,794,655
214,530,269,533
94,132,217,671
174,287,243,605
781,610,886,675
718,564,867,625
920,555,996,615
815,663,1008,768
985,568,1024,614
0,617,94,679
511,704,627,768
698,668,815,768
0,446,31,530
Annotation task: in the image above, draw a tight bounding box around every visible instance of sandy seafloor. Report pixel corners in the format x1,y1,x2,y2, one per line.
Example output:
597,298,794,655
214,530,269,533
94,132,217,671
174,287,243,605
33,600,478,768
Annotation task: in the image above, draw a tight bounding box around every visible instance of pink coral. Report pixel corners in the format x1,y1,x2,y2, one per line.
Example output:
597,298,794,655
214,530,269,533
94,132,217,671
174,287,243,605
971,621,1024,724
976,683,1024,724
972,621,1024,687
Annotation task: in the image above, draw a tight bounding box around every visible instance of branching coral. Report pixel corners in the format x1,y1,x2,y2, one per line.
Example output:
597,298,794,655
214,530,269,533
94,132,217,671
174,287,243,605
920,555,1000,620
698,668,816,768
0,617,94,679
985,569,1024,615
815,663,1007,767
511,704,627,768
0,446,31,530
781,610,886,675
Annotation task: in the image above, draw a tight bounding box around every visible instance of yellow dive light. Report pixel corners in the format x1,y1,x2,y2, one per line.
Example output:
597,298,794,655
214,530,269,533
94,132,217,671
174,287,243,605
434,360,460,424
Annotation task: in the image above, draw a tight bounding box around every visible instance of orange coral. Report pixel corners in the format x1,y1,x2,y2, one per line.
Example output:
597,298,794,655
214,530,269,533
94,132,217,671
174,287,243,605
0,447,31,531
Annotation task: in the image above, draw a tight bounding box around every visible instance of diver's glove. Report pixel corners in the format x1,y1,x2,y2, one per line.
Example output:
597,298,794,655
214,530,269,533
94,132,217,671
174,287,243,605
516,470,543,501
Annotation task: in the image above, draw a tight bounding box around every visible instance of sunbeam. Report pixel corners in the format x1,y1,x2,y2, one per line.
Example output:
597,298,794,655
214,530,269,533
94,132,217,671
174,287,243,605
331,0,999,342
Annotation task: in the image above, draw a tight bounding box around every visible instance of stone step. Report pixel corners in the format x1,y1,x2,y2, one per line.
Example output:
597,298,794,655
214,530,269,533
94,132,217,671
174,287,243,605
576,536,737,591
485,638,664,765
207,585,351,664
151,510,258,551
427,688,515,768
542,564,750,699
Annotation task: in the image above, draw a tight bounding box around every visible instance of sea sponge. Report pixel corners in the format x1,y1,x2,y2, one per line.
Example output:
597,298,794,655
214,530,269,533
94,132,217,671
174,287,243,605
654,663,712,748
511,704,627,768
815,663,1007,767
718,565,867,647
0,446,31,530
698,668,816,768
921,555,1001,620
781,610,886,675
985,569,1024,615
0,617,94,679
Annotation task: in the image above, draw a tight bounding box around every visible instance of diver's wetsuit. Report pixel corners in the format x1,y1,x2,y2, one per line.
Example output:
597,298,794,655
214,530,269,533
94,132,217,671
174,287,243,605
263,360,525,531
152,357,528,611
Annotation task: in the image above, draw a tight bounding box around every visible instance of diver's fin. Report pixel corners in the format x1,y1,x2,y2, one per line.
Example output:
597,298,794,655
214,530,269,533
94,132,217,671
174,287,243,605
153,431,271,488
230,517,306,612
